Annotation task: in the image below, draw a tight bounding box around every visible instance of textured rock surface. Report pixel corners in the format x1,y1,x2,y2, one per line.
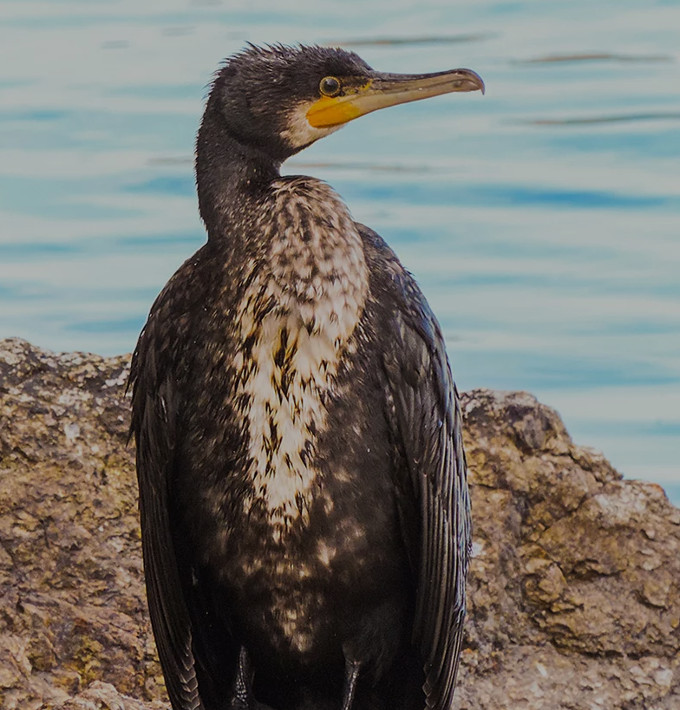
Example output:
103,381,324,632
0,338,678,709
456,391,680,710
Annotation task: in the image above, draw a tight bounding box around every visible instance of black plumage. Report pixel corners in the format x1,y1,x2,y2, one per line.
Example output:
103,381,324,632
129,44,482,710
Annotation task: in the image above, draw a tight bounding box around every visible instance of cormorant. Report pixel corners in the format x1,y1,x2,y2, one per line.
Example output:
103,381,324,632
130,44,483,710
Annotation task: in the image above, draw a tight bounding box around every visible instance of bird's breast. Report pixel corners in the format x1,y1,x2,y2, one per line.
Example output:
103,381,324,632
230,178,370,538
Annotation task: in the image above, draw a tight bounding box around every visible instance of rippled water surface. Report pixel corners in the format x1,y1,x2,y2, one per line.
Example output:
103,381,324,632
1,0,679,503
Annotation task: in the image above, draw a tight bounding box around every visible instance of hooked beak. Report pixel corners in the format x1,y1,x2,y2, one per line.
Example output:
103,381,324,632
306,68,484,128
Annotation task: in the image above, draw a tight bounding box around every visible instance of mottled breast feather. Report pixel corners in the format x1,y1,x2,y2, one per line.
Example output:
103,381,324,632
231,177,368,535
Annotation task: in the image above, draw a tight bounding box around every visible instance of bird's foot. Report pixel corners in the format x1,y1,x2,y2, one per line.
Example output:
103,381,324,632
341,657,362,710
228,700,273,710
227,647,273,710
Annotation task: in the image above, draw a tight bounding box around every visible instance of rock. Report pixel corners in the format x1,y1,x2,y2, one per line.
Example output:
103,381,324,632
0,339,163,710
0,339,678,709
457,390,680,709
53,681,167,710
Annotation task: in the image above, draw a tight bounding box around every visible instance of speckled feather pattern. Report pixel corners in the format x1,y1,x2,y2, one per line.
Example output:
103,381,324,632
189,177,376,658
231,176,368,532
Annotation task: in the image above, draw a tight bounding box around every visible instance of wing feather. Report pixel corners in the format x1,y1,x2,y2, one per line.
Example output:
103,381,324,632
130,314,204,710
130,252,237,710
378,256,471,710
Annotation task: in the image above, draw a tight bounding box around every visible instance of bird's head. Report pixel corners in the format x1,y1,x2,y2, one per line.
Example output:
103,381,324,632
207,43,484,162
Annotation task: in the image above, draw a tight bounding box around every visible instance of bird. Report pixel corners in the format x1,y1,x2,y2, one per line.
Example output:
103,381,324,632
129,43,482,710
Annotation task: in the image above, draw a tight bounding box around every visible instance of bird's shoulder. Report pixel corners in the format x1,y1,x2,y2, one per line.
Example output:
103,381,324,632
356,222,441,351
355,219,455,486
129,243,219,410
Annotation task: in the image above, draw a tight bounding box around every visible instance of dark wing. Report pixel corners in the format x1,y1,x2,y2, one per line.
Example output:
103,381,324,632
130,304,204,710
362,227,471,709
129,253,236,710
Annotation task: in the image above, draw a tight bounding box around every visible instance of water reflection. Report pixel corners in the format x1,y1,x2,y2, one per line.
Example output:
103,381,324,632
515,52,673,64
326,34,496,47
523,112,680,126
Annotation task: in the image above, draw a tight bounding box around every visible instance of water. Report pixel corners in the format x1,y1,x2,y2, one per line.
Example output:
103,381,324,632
1,0,679,504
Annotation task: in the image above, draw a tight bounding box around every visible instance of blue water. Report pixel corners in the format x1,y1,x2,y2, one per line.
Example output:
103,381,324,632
1,0,678,504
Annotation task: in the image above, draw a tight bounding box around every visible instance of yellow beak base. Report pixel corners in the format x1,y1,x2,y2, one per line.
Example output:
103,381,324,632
306,68,484,129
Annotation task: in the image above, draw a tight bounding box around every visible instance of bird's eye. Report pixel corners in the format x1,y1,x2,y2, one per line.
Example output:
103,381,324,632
319,76,341,97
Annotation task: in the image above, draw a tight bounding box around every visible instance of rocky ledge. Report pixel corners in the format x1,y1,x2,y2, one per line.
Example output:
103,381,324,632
0,338,678,710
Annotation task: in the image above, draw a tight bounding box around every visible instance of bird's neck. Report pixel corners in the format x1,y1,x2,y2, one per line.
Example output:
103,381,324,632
196,99,280,241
